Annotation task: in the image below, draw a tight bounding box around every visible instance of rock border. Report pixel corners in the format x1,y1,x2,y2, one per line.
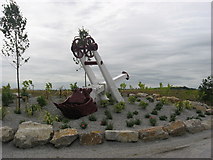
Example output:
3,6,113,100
0,118,211,148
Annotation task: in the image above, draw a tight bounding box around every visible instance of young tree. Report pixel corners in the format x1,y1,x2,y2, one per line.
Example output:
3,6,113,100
120,83,127,90
45,82,52,99
1,0,30,112
138,81,145,89
198,76,213,105
159,82,163,89
73,27,89,87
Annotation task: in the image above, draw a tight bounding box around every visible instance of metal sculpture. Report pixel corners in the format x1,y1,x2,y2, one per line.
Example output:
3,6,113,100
54,34,129,119
71,35,129,103
54,88,97,119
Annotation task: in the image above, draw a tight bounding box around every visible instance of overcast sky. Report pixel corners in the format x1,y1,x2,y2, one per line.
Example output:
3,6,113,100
0,0,211,90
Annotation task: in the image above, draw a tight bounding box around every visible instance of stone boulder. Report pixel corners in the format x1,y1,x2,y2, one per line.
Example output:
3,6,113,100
129,93,136,97
190,101,209,111
201,119,212,130
163,121,186,136
139,126,169,141
50,128,78,148
14,121,53,148
105,130,138,142
136,93,148,97
79,131,104,145
152,94,161,99
0,126,15,143
184,119,205,133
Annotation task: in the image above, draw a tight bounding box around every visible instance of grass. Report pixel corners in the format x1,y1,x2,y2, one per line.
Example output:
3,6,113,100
121,88,199,101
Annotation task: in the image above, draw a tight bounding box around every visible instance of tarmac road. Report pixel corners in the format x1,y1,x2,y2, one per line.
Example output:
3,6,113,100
1,129,212,159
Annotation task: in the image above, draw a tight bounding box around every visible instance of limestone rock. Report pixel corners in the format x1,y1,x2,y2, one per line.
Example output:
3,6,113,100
14,121,53,148
129,93,136,97
163,121,186,136
163,96,180,103
152,94,161,99
136,93,148,97
105,130,138,142
139,126,169,141
0,126,15,143
50,128,78,148
184,119,205,133
190,101,209,111
201,119,212,130
79,131,104,145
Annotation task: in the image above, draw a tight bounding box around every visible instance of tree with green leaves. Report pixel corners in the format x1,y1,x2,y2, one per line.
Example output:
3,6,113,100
1,0,30,112
159,82,163,89
198,76,213,105
138,82,145,89
45,82,52,99
120,83,127,90
73,27,89,87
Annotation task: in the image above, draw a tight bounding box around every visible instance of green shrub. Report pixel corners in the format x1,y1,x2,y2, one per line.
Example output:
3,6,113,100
100,100,109,107
205,111,212,115
126,119,135,127
145,113,150,118
62,118,70,123
80,121,88,129
25,104,42,116
106,93,115,105
195,116,202,121
136,98,141,102
60,123,71,129
54,115,62,122
43,111,54,124
175,101,185,112
133,110,139,115
0,106,7,120
139,101,148,109
196,110,202,114
37,96,47,107
186,116,195,120
134,118,141,125
128,96,137,104
113,102,125,113
88,114,97,121
14,109,21,114
175,109,181,115
2,84,14,106
151,109,158,115
31,104,42,112
159,97,170,105
104,110,112,120
127,111,133,119
100,118,108,126
149,117,157,126
105,122,113,130
21,88,29,101
198,112,205,117
155,102,163,110
159,115,167,121
25,107,33,116
169,113,176,122
183,100,193,110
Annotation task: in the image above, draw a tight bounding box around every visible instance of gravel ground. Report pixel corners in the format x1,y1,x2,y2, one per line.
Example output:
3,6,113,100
2,95,211,134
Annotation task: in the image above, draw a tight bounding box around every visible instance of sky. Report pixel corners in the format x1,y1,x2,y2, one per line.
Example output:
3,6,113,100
0,0,212,90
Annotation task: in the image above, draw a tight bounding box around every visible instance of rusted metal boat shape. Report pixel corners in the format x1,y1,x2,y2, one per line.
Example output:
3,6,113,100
54,88,97,119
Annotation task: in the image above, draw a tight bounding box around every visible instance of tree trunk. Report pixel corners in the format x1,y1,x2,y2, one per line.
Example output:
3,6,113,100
15,32,21,111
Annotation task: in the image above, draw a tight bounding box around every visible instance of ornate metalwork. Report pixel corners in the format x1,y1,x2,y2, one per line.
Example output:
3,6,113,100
71,36,98,58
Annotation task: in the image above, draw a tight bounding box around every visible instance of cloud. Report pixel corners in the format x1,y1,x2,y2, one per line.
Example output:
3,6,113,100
1,0,211,89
